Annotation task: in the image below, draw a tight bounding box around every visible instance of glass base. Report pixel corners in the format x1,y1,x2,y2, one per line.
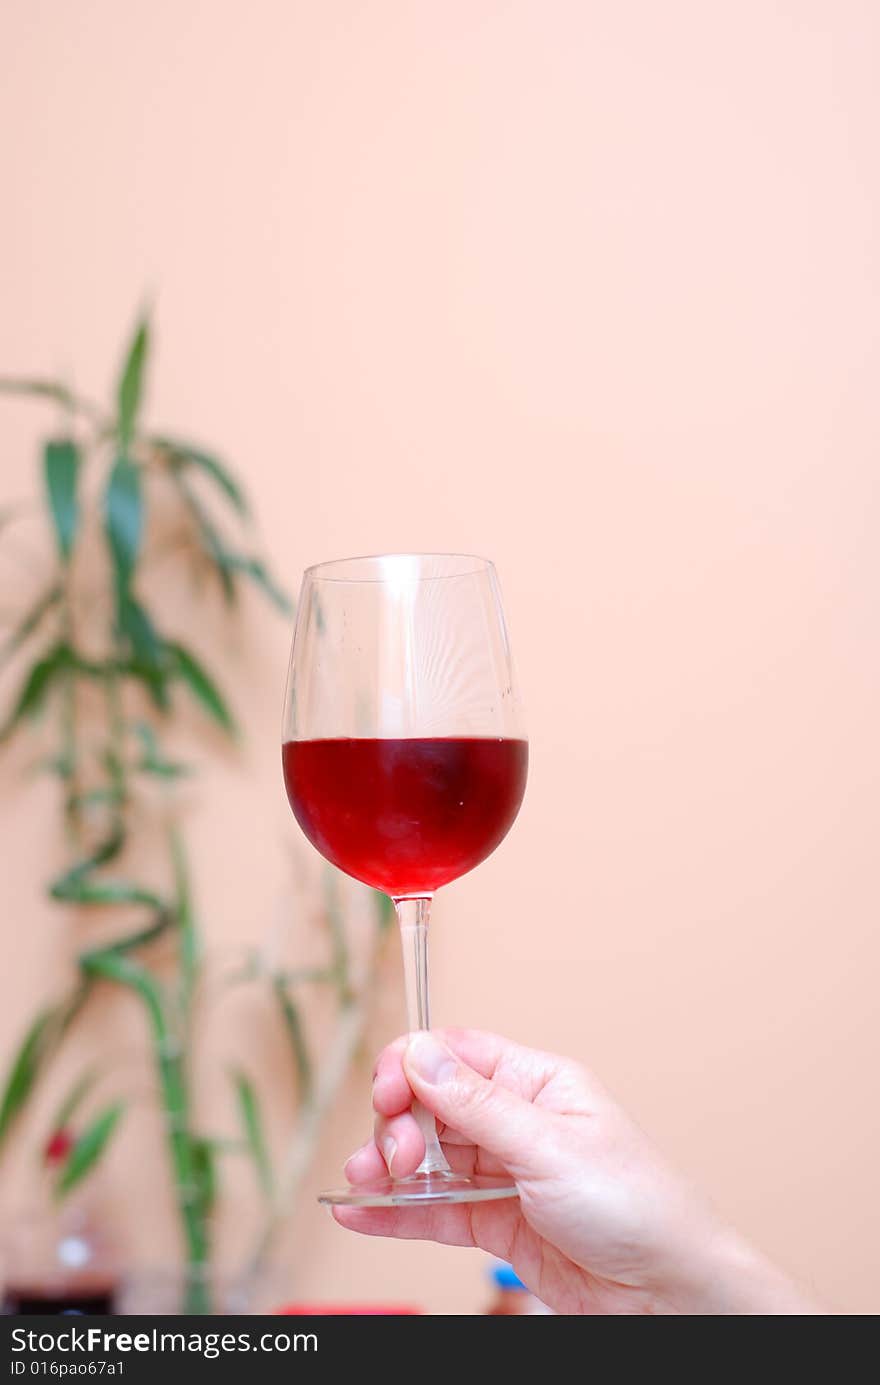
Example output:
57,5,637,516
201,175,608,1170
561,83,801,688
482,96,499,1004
318,1171,519,1208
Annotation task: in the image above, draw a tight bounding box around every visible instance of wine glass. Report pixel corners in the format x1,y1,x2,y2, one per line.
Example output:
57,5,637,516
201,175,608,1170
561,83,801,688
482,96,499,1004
282,553,528,1206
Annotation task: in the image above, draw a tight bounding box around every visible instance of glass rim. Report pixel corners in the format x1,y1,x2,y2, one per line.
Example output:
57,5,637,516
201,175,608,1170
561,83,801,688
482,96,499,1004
302,552,496,584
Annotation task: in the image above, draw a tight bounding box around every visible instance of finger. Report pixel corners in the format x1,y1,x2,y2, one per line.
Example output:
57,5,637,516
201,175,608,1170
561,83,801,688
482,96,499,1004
372,1037,413,1117
372,1028,568,1116
403,1033,554,1175
345,1118,506,1185
331,1194,522,1257
433,1028,525,1080
373,1029,510,1094
373,1112,425,1178
332,1203,476,1247
370,1028,517,1117
343,1140,387,1185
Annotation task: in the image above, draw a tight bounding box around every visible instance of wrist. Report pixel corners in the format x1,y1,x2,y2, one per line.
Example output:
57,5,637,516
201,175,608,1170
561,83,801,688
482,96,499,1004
655,1222,822,1316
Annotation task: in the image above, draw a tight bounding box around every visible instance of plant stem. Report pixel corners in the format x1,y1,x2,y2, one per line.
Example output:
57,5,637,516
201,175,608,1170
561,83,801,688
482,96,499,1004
58,579,82,838
158,1046,210,1314
82,953,211,1314
135,989,211,1314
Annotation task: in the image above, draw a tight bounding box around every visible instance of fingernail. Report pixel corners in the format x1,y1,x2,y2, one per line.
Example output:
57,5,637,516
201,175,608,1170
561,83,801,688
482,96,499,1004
406,1032,457,1085
380,1134,398,1173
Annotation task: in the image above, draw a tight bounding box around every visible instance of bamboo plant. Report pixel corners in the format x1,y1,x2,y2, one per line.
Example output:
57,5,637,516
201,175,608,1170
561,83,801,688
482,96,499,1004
0,316,391,1313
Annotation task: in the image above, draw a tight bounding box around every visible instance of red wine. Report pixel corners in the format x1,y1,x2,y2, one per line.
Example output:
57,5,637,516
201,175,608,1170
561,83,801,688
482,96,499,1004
283,737,528,895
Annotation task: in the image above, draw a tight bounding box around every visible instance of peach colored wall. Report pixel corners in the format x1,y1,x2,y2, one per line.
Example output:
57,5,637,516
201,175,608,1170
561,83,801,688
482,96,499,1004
2,1,878,1313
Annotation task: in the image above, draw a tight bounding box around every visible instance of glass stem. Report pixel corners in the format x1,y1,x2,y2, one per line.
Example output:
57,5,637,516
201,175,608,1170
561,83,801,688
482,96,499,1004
394,895,452,1177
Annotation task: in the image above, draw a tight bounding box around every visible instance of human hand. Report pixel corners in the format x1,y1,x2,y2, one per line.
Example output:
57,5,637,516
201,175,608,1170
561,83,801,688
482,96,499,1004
336,1029,819,1315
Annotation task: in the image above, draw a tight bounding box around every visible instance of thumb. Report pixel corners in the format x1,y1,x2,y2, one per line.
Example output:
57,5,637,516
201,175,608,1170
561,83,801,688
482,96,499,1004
403,1031,547,1174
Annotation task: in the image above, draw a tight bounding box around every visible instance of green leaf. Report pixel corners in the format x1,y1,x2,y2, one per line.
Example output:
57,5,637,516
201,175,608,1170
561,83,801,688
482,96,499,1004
0,988,93,1139
66,651,111,680
64,986,93,1042
131,722,187,776
105,457,143,593
118,594,162,668
272,978,312,1100
166,642,235,733
154,437,248,516
190,1136,217,1220
49,1068,99,1135
100,744,125,802
131,720,160,759
0,584,62,672
131,722,190,778
81,951,145,985
78,914,171,981
230,1069,273,1200
66,786,124,812
50,833,157,908
78,951,164,1031
52,878,166,907
122,659,170,712
43,439,81,563
225,555,292,615
138,756,190,781
1,643,69,740
51,830,125,883
55,1102,124,1198
169,471,236,603
0,1007,59,1146
14,651,63,715
0,378,75,408
170,827,199,1014
101,915,172,954
168,468,289,613
31,751,74,780
116,317,149,452
49,831,166,910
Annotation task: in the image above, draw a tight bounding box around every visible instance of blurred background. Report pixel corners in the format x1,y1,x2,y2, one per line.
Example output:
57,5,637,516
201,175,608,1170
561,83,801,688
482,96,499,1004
1,1,878,1315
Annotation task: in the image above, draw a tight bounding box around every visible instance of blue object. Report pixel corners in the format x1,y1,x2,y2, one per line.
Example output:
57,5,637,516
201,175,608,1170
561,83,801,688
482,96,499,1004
491,1262,526,1291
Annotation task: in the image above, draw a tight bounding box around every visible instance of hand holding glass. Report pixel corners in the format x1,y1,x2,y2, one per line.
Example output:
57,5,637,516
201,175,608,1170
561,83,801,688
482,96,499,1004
281,554,527,1206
